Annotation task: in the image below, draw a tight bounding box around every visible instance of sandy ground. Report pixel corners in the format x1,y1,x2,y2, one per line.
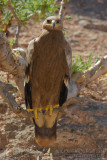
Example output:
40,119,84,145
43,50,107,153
0,1,107,160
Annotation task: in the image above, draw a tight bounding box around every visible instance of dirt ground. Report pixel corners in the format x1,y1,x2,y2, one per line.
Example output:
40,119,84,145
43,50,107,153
0,0,107,160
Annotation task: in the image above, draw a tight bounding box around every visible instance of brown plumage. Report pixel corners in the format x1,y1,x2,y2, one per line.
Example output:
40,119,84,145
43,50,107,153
25,12,72,146
32,29,69,107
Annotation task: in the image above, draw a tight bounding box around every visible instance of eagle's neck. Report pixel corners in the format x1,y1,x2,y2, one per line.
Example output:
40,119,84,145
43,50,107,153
39,29,66,48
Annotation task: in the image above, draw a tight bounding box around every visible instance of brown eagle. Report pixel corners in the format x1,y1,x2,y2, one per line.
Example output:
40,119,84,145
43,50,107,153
25,1,72,146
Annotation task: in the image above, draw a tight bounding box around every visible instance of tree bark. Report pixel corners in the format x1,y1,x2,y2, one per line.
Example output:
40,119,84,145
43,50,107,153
67,55,107,99
0,81,33,118
7,0,22,47
0,32,25,96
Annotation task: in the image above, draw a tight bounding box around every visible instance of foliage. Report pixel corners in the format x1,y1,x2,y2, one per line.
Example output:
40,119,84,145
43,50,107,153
10,38,16,46
72,52,93,74
65,16,72,20
0,0,58,25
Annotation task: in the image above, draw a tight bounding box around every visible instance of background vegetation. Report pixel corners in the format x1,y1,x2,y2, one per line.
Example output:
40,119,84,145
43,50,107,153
0,0,58,28
0,0,99,73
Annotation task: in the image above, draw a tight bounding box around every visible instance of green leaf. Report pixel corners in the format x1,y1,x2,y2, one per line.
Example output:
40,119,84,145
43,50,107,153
72,52,94,74
65,16,72,20
10,38,16,46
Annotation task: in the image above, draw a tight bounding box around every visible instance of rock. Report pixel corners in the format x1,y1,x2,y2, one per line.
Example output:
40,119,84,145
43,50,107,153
79,19,90,27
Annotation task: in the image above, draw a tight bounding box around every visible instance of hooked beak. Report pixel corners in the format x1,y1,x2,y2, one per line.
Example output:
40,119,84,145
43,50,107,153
52,20,55,29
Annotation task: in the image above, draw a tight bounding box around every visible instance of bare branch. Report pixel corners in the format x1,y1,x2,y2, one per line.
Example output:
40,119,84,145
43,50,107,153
70,55,107,91
7,0,22,27
13,25,21,47
63,56,107,110
0,32,25,96
61,97,90,120
59,0,65,20
7,0,22,47
0,81,33,118
79,55,107,88
68,55,107,98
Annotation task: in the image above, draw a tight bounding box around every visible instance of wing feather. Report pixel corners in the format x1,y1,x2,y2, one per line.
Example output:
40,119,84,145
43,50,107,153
59,42,72,106
65,41,72,77
25,39,37,109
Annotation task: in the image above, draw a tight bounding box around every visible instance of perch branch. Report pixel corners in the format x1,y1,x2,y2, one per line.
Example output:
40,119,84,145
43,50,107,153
0,32,25,96
7,0,22,47
70,55,107,92
79,55,107,88
0,81,33,118
62,56,107,111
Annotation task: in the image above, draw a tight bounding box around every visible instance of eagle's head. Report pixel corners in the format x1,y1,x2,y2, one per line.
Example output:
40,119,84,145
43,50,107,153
43,16,63,31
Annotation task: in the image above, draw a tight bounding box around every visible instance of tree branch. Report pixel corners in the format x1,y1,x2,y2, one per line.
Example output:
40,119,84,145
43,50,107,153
13,25,21,47
0,81,33,118
59,0,65,20
62,55,107,114
79,55,107,87
7,0,22,27
0,32,25,96
7,0,22,47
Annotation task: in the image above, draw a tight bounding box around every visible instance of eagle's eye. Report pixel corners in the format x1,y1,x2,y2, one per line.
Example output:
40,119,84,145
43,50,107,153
56,20,60,24
47,20,51,24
